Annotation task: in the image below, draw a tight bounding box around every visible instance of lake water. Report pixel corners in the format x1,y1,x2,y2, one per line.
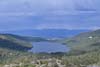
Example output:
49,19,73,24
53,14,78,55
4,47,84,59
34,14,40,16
30,42,70,53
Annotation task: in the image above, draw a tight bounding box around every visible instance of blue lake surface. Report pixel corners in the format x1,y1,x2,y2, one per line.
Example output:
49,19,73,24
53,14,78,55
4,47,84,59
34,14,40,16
30,42,70,53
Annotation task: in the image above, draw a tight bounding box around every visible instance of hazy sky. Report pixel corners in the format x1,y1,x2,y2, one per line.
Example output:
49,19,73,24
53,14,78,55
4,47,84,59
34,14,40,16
0,0,100,31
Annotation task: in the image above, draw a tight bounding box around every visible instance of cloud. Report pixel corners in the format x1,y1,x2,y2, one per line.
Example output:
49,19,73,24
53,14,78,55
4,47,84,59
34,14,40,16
0,0,100,30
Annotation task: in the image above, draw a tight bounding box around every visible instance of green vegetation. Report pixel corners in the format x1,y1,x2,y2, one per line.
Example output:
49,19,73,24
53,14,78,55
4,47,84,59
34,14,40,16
62,51,100,67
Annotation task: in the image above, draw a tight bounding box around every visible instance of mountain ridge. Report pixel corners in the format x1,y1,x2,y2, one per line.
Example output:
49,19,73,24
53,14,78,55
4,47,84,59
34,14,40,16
2,29,90,38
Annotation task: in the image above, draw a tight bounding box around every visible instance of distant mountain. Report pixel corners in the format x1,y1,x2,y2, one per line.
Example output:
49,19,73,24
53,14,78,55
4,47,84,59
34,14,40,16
2,29,90,38
64,29,100,54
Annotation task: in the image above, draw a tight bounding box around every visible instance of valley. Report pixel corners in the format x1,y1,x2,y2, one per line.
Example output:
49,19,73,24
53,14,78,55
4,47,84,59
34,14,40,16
0,29,100,67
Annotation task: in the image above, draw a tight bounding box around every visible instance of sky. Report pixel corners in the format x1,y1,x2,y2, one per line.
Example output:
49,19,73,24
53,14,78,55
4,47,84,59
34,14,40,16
0,0,100,31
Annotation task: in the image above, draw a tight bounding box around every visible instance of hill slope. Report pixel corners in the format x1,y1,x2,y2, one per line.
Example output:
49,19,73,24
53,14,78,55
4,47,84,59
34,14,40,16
0,34,32,51
64,29,100,54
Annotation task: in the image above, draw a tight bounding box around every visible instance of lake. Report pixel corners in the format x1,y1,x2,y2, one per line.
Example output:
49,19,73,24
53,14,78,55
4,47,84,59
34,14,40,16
29,42,70,53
